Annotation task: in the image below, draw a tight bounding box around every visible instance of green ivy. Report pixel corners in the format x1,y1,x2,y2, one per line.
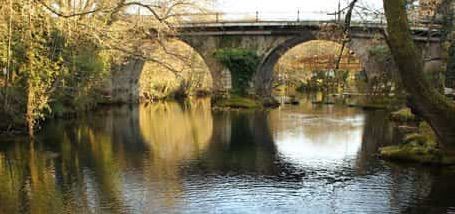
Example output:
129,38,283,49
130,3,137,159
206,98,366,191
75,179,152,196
214,48,259,95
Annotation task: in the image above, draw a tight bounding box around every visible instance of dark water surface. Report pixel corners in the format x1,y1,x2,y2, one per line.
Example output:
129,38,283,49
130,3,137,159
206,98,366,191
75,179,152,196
1,97,455,213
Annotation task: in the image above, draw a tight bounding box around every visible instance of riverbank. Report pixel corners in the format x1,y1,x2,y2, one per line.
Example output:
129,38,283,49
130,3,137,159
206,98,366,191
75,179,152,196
380,108,455,165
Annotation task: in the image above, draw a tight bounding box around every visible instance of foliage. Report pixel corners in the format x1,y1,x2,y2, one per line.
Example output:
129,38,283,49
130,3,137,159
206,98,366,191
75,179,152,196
298,69,349,92
214,48,259,95
0,0,211,136
52,41,112,114
0,1,62,135
0,0,116,135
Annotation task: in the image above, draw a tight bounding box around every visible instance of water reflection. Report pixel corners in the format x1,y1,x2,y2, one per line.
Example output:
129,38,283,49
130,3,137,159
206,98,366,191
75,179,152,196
138,99,213,209
269,103,364,170
0,97,454,213
139,99,213,157
196,111,279,175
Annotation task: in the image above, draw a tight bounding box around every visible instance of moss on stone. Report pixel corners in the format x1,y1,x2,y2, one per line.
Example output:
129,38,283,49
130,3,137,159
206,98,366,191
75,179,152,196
380,122,455,165
389,108,418,123
379,143,442,164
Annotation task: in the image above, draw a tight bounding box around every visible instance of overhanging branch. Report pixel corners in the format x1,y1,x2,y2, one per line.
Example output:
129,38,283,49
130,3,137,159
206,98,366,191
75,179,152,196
35,0,105,18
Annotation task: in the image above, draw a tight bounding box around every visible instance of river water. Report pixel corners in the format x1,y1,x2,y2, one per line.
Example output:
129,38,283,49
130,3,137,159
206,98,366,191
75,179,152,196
0,96,455,213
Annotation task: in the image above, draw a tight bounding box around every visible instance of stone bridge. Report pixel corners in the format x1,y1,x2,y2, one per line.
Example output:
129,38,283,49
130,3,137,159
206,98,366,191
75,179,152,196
175,20,443,96
112,20,443,101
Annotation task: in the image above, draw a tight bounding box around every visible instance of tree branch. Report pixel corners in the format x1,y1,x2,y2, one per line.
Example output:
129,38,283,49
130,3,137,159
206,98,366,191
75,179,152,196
335,0,358,70
35,0,104,18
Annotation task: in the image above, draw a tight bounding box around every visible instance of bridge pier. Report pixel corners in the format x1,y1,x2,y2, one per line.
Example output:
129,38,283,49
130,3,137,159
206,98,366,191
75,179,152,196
110,58,145,103
179,36,235,96
180,35,294,95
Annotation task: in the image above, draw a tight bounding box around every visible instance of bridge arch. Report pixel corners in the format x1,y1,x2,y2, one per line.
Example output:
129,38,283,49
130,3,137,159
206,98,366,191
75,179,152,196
254,34,373,96
111,39,213,102
177,36,233,94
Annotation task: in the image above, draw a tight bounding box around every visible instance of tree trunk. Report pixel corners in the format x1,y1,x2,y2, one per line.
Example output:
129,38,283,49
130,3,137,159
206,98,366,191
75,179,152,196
447,42,455,88
383,0,455,149
440,0,455,88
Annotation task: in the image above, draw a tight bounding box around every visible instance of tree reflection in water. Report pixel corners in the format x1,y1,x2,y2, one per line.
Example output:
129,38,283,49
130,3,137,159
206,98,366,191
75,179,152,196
0,97,455,213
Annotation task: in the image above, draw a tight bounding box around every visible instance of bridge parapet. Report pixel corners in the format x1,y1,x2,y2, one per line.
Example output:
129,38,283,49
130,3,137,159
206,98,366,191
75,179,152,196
169,9,443,28
175,21,442,43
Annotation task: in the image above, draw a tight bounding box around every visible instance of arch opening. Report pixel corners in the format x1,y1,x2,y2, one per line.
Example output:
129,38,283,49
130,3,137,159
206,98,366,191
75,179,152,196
254,35,367,97
111,39,213,103
138,39,213,101
273,40,362,96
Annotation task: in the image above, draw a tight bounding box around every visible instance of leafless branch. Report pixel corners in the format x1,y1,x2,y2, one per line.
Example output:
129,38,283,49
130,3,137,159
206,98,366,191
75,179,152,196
335,0,358,70
36,0,167,26
35,0,105,18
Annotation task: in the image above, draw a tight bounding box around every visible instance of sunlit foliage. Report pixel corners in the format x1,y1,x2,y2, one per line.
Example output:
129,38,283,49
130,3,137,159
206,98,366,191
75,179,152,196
0,0,212,135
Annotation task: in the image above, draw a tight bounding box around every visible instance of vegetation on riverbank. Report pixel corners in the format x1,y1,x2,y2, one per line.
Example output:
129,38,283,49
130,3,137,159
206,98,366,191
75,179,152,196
380,106,455,165
380,121,455,165
0,0,209,136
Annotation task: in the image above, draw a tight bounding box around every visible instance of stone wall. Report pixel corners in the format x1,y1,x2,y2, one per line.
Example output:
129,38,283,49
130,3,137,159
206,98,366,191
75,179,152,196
110,59,145,103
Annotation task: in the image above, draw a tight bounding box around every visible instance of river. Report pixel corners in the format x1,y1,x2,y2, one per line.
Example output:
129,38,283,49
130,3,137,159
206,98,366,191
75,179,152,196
0,95,454,213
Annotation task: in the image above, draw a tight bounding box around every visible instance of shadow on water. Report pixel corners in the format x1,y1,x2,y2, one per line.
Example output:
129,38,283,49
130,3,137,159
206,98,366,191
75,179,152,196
0,96,454,213
190,110,280,176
